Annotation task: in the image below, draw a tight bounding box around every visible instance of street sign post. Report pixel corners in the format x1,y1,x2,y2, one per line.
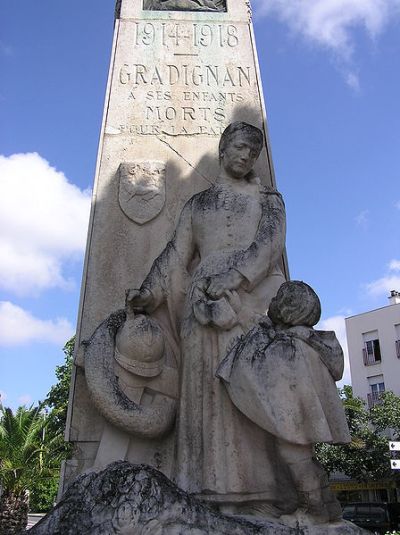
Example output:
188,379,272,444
389,442,400,470
390,460,400,470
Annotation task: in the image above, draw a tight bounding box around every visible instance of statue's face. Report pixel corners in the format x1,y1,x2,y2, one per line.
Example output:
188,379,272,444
220,132,261,179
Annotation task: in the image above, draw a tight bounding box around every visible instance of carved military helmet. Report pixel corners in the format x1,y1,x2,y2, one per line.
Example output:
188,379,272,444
115,314,165,377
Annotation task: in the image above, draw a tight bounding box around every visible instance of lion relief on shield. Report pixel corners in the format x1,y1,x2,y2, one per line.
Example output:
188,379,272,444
118,161,166,225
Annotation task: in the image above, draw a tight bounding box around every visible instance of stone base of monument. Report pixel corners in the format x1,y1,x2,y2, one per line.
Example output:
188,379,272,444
29,462,368,535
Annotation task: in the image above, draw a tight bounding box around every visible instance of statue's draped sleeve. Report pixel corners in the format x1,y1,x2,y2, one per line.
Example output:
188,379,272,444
141,199,195,309
234,190,286,291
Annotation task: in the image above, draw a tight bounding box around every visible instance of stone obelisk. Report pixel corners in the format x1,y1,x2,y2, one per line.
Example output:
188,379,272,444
63,0,289,491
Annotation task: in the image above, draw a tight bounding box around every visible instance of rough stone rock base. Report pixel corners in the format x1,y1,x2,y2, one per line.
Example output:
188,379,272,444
28,462,369,535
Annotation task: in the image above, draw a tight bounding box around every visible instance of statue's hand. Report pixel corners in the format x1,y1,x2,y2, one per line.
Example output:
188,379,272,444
224,290,241,314
125,287,153,313
206,269,244,299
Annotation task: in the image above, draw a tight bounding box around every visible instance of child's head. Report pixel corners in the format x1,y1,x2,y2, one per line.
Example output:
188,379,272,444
268,281,321,327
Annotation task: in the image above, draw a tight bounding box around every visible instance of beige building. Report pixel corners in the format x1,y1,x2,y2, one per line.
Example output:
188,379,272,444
346,291,400,407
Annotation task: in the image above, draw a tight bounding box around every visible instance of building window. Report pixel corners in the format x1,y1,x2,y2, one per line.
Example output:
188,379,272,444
367,381,385,409
395,324,400,358
363,339,381,366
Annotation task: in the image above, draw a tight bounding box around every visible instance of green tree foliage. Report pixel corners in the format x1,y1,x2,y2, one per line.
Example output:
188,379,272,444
0,337,76,528
0,405,62,533
316,386,400,482
28,477,59,513
28,337,75,512
42,336,74,452
370,391,400,438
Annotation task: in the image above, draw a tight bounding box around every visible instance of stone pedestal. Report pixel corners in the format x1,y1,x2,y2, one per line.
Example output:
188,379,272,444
31,463,369,535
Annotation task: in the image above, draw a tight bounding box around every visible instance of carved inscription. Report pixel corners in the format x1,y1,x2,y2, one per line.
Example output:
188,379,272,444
120,64,250,87
116,22,256,137
133,22,238,48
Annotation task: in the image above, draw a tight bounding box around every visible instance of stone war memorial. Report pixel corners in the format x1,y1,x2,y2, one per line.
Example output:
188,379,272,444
30,1,368,534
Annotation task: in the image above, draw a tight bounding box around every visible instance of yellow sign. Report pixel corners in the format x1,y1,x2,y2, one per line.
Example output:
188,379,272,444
331,480,396,491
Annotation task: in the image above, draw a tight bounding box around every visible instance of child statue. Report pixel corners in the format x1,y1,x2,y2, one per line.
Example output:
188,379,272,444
217,281,351,524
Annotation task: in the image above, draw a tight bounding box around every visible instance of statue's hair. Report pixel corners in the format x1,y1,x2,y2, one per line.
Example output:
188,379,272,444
219,122,264,163
268,281,322,327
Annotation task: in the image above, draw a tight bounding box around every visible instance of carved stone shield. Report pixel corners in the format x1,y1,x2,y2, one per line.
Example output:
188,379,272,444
118,161,166,225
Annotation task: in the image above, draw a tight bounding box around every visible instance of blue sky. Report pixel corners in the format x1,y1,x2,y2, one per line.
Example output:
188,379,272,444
1,0,399,409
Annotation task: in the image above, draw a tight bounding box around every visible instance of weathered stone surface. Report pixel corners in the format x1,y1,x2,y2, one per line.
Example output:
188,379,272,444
217,281,351,524
62,3,351,534
144,0,227,12
66,120,351,529
64,0,289,490
126,122,290,507
84,311,177,440
62,111,356,530
118,161,167,225
29,462,368,535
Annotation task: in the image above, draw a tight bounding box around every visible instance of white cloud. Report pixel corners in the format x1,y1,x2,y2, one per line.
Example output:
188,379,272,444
254,0,400,55
18,395,32,406
253,0,400,86
0,390,8,404
389,259,400,271
318,314,351,386
366,259,400,296
367,276,400,296
0,153,91,295
355,209,369,228
0,301,74,346
345,72,360,92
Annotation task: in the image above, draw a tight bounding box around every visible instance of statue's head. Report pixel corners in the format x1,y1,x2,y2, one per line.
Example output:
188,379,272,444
219,122,264,180
268,281,321,327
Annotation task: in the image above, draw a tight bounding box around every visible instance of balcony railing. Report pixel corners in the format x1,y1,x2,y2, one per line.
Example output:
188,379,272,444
362,348,381,366
396,340,400,359
367,391,384,409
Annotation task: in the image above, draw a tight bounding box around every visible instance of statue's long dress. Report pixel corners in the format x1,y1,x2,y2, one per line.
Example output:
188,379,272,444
141,178,290,505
